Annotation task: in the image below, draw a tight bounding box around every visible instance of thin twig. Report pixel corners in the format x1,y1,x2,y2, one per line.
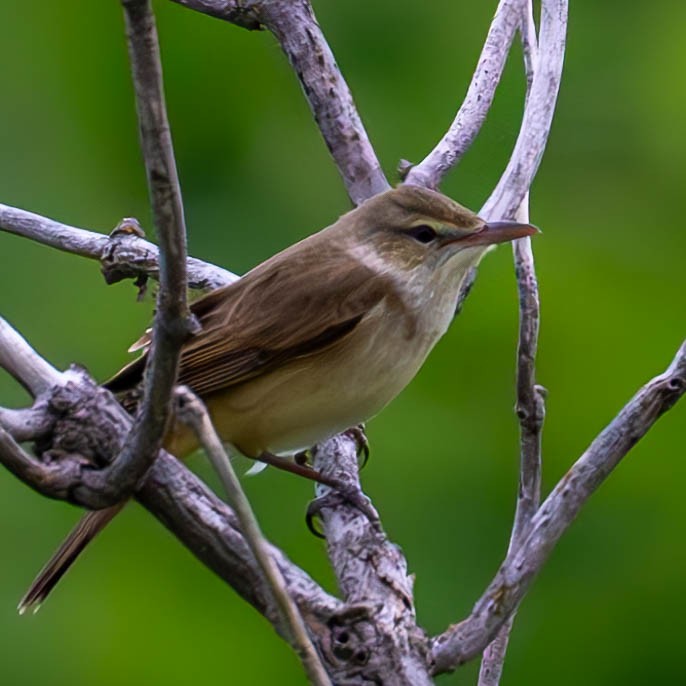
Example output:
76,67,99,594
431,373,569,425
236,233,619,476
520,0,538,96
478,4,542,680
168,0,390,205
175,388,332,686
432,340,686,674
101,0,194,498
479,196,544,686
0,203,236,289
405,0,524,189
480,0,568,221
510,214,544,539
449,0,565,322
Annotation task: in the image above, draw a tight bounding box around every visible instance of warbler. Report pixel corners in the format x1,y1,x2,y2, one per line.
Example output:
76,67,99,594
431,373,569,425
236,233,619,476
19,184,536,612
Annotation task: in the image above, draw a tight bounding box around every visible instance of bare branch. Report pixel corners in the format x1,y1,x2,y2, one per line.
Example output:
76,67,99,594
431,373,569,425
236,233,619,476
312,434,433,684
100,0,194,500
0,406,53,442
520,0,538,96
176,388,332,686
477,13,543,683
0,425,82,501
169,0,390,205
511,207,544,540
432,339,686,674
0,203,236,290
0,1,203,510
479,196,544,685
405,0,523,189
481,0,568,221
441,0,565,325
260,1,390,203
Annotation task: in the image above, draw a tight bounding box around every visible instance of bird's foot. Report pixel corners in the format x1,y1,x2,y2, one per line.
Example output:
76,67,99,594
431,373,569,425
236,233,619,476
253,450,328,483
306,482,381,538
343,423,370,469
251,450,380,537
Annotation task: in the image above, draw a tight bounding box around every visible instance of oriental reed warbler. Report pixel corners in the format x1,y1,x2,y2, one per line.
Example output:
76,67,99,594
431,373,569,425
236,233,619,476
19,185,537,613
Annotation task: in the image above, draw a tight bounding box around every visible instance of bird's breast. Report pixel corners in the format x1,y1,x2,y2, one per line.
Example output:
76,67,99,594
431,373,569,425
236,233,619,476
189,298,442,458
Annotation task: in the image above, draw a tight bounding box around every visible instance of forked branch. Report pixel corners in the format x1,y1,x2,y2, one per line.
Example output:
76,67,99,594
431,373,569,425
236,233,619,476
432,341,686,674
0,204,236,289
405,0,523,189
479,3,544,682
103,0,194,500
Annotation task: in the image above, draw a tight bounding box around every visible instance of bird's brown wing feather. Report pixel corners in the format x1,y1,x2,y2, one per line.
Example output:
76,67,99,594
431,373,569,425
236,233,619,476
104,241,386,399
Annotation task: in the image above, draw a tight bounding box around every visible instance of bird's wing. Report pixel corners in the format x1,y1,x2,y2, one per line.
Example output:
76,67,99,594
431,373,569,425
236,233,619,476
104,241,389,398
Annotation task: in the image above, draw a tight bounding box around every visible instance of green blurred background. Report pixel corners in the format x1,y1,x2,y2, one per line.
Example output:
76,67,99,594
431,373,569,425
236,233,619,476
1,1,684,684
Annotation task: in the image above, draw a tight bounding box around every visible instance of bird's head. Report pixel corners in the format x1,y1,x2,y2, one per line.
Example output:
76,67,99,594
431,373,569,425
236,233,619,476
341,185,538,276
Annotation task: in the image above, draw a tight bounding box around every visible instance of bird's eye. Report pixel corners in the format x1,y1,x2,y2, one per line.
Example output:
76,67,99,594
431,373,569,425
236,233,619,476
407,225,437,244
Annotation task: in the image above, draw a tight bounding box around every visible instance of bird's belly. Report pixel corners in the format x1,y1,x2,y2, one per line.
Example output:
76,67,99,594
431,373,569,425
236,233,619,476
201,315,435,457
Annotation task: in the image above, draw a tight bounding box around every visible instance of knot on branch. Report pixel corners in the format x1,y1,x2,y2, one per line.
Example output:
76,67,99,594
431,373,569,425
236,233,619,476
226,5,263,31
101,217,155,290
324,605,375,672
397,159,414,182
36,368,125,469
656,371,686,416
317,603,430,684
665,375,685,393
515,383,547,432
25,366,142,509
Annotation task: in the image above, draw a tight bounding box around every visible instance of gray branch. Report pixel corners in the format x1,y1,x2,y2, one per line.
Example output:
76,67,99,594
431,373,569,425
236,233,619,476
168,0,390,205
176,388,332,686
312,434,433,684
405,0,523,189
432,340,686,674
0,203,237,290
479,4,543,681
478,198,544,685
94,0,193,502
0,405,53,443
480,0,568,221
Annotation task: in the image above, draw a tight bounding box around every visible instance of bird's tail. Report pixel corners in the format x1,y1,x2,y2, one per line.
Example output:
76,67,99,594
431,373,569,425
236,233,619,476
18,503,125,614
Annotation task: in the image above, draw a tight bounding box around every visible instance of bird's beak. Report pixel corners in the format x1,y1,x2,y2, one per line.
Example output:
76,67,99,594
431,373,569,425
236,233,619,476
445,221,540,248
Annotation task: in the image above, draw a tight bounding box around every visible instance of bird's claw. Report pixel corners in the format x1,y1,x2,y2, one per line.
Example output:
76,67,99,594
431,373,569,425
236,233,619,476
344,424,370,469
306,482,381,538
294,450,311,467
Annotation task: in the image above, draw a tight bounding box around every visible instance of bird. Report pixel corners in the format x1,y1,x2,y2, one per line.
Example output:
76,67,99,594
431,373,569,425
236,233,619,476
18,184,537,613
